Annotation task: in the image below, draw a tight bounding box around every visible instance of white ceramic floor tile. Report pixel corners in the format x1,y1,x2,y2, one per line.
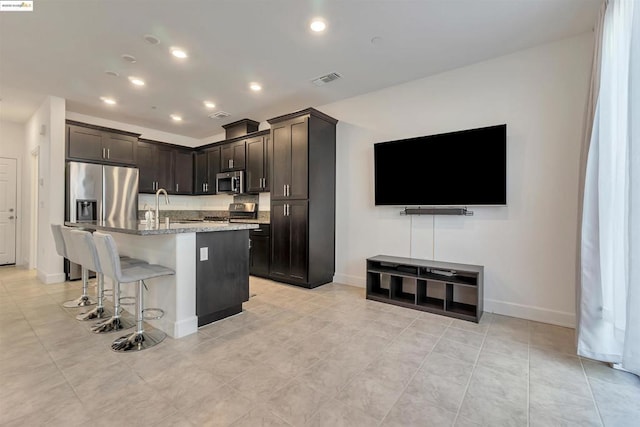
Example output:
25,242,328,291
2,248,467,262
1,267,637,427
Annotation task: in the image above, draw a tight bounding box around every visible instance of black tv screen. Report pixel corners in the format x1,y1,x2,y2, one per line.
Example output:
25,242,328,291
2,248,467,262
374,124,506,206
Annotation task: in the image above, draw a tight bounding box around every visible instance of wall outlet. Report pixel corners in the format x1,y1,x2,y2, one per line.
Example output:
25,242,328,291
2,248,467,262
199,247,208,261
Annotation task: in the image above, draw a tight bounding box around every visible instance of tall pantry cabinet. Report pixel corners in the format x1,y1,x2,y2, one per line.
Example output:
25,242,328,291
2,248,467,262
267,108,337,288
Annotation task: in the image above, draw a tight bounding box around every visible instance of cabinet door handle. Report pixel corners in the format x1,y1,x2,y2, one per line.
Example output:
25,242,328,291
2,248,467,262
283,184,286,196
283,204,287,216
107,148,110,159
287,204,290,216
102,148,106,159
176,183,179,192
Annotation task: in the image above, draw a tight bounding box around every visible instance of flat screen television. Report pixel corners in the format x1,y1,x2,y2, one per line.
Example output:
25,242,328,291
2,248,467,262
374,124,506,206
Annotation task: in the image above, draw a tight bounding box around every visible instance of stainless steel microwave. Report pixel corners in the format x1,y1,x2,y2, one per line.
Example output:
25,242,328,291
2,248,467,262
216,171,244,195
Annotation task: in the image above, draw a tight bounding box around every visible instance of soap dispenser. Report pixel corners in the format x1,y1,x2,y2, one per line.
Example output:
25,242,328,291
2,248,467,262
144,204,155,223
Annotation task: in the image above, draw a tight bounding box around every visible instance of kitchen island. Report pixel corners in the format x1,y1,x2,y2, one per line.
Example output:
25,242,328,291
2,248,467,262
65,220,258,338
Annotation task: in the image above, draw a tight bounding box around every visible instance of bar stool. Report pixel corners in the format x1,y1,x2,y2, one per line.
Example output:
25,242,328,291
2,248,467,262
61,228,145,324
93,232,174,352
51,224,96,308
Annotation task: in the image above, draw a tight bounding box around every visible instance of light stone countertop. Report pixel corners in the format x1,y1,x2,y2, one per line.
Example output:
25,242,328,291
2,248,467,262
64,220,258,235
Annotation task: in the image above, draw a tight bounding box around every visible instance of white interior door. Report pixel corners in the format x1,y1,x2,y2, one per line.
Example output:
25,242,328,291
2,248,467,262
0,158,17,265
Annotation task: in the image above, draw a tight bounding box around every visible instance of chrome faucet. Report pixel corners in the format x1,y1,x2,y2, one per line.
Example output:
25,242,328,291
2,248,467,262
155,188,170,227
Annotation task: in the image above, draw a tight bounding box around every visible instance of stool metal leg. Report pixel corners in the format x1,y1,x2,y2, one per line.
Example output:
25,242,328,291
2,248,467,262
77,273,111,321
63,267,96,308
91,279,134,333
111,280,166,352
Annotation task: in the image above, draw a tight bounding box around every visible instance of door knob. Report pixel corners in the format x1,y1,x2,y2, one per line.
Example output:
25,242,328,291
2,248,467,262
9,216,15,220
9,208,14,212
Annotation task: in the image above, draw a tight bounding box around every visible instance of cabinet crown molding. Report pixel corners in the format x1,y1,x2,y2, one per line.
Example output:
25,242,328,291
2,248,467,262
267,107,338,125
66,120,141,138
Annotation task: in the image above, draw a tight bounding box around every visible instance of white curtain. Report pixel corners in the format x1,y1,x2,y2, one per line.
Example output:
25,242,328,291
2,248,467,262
578,0,640,376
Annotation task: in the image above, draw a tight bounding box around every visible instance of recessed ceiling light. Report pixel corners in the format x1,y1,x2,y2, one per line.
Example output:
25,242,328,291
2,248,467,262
171,47,188,59
100,97,116,105
128,76,145,86
249,82,262,91
121,54,137,63
203,101,216,109
170,114,183,122
143,34,161,45
104,70,120,77
310,18,327,32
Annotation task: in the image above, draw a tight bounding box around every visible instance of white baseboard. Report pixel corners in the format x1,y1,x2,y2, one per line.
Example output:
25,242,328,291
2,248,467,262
333,273,365,288
484,298,575,328
37,270,66,284
174,316,198,339
331,273,576,328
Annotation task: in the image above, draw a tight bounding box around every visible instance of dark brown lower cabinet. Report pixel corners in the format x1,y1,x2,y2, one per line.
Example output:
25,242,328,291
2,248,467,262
270,200,308,285
196,230,250,326
249,224,270,277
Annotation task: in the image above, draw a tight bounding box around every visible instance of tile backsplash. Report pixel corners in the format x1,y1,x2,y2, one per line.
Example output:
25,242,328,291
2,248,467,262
138,192,271,220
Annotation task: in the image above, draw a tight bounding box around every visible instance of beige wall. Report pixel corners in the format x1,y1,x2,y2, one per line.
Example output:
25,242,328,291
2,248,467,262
319,33,594,327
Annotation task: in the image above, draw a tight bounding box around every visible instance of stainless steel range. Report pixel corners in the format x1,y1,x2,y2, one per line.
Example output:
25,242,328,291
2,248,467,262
178,203,258,223
228,202,258,221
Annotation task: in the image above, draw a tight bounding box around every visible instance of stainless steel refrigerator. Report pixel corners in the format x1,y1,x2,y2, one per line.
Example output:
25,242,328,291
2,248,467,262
65,161,139,279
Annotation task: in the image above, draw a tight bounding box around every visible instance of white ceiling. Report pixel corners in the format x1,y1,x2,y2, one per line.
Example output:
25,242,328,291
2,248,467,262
0,0,600,139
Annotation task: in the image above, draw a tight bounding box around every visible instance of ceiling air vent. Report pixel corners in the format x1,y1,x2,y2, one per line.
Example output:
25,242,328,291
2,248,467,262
208,111,231,119
311,72,342,86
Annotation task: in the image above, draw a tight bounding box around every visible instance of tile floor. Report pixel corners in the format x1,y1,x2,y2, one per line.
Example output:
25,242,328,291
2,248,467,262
1,266,639,426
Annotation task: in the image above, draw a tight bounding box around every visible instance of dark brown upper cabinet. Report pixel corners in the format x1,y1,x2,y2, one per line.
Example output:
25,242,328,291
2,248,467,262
66,122,138,166
137,139,193,194
194,147,221,195
220,140,246,172
174,149,194,194
246,134,270,193
270,116,309,200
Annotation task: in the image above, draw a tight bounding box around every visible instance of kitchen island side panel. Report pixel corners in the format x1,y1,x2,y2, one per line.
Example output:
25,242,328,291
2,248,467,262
196,230,250,326
109,232,198,338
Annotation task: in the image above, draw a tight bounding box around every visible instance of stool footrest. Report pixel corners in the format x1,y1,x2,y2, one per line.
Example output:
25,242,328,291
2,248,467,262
142,308,165,320
119,296,136,306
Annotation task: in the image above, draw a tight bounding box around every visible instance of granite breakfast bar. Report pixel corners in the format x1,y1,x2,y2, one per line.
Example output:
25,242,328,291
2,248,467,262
65,220,258,339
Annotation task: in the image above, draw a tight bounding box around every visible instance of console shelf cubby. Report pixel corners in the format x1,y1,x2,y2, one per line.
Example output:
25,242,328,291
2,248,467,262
366,255,484,323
